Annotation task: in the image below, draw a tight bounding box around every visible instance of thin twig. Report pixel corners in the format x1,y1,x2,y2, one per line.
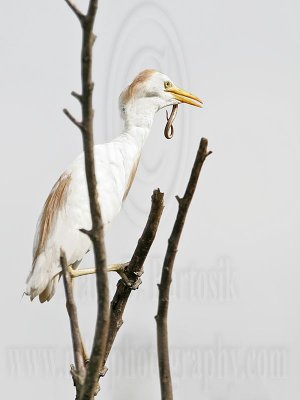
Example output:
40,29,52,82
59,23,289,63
63,0,110,399
63,108,83,129
64,0,85,22
103,189,164,367
60,250,86,393
155,137,212,400
71,91,83,103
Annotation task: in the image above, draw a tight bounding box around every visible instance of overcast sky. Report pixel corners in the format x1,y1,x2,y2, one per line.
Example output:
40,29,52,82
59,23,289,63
1,1,300,399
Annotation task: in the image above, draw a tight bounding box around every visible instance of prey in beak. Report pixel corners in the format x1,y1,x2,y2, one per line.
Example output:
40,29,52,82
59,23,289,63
164,83,203,139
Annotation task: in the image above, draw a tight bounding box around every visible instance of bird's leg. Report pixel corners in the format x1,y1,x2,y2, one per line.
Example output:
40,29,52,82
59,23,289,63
68,262,140,288
68,262,130,282
108,262,142,289
69,266,96,278
108,262,133,286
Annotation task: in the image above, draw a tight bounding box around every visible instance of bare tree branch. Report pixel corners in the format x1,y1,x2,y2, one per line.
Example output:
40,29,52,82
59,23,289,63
103,189,165,367
155,137,212,400
71,91,83,103
64,0,85,23
63,1,109,399
63,108,83,129
60,250,86,395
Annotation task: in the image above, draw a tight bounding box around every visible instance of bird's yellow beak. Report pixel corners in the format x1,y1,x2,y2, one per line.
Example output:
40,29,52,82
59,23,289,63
165,86,203,108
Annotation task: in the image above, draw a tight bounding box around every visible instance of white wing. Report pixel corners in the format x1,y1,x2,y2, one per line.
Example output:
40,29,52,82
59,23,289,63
26,139,140,302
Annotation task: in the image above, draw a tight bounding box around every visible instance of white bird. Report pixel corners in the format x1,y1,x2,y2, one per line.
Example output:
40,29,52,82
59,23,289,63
25,69,202,302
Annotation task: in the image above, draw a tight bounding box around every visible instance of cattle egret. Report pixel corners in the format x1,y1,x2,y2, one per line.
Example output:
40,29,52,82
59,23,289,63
25,69,202,302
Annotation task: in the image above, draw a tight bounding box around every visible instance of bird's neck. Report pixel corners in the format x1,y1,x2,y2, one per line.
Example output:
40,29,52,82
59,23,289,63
110,99,158,198
118,98,158,152
119,126,150,152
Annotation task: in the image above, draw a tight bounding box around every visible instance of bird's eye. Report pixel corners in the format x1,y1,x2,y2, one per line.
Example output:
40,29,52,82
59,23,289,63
164,81,172,89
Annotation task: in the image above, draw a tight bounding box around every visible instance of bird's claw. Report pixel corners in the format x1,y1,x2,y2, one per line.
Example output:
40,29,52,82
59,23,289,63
117,269,142,289
116,262,143,289
99,366,108,377
121,276,142,290
68,265,77,278
133,268,144,277
130,277,142,290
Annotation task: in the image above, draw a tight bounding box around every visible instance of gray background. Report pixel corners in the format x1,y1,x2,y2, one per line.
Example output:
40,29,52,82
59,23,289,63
1,0,300,399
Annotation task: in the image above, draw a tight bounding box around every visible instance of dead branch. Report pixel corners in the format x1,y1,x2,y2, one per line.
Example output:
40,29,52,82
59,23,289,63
60,250,86,396
103,189,164,367
65,0,85,22
63,1,110,399
63,108,83,129
155,137,212,400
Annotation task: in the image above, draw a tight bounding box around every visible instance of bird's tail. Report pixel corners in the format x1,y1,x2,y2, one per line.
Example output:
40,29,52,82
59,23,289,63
25,252,61,303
